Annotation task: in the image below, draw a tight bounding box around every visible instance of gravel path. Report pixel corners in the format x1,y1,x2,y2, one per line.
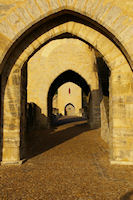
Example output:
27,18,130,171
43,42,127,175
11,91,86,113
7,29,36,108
0,120,133,200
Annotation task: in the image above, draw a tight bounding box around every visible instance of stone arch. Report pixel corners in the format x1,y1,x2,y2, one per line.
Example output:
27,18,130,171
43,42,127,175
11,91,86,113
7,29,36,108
65,103,75,116
0,2,133,69
47,69,91,126
1,13,133,165
27,38,97,122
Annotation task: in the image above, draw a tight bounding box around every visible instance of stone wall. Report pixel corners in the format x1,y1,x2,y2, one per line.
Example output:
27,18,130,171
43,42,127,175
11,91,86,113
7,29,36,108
56,82,82,116
101,96,110,143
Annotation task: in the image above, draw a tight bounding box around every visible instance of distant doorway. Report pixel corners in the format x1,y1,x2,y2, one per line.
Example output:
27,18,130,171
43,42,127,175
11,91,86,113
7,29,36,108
65,103,75,116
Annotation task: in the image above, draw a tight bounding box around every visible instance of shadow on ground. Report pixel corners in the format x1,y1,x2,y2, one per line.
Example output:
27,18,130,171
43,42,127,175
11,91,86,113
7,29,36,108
26,117,90,160
120,191,133,200
54,116,87,126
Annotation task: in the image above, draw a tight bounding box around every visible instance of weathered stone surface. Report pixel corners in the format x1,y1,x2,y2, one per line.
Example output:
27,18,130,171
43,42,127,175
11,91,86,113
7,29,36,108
103,6,122,27
26,0,41,19
0,20,15,40
57,82,82,116
7,11,25,32
16,5,33,25
101,96,109,143
36,0,49,13
119,24,133,42
0,2,15,17
67,0,75,7
49,0,59,10
74,0,86,11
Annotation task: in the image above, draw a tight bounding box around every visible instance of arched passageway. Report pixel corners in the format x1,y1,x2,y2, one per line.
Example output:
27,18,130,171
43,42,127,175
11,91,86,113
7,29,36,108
47,70,94,127
65,103,75,116
53,82,83,117
0,7,133,166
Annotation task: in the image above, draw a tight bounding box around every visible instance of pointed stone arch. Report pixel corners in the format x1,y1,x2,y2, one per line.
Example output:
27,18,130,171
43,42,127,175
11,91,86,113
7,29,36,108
65,103,75,116
0,1,133,68
1,10,133,165
47,69,91,124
